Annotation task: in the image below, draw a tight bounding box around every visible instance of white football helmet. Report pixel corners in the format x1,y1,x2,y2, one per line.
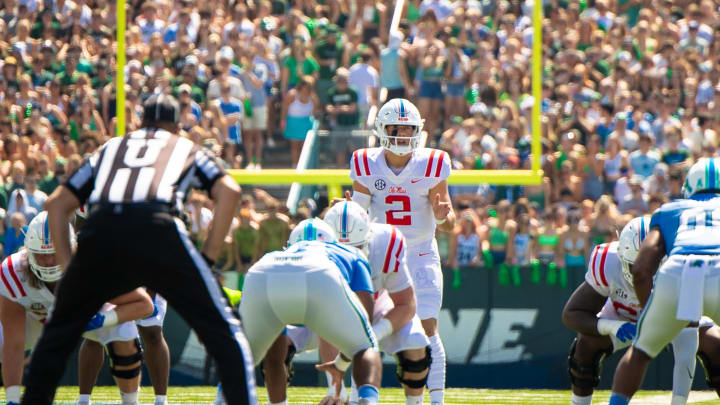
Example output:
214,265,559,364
375,98,424,156
25,211,76,282
323,201,370,249
287,218,338,246
683,157,720,197
617,216,651,284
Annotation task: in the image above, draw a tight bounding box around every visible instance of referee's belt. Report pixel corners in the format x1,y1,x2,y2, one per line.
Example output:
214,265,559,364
90,202,173,216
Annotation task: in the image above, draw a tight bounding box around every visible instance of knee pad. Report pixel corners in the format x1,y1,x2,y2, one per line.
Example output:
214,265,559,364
698,351,720,390
106,338,144,379
395,346,431,389
567,337,611,389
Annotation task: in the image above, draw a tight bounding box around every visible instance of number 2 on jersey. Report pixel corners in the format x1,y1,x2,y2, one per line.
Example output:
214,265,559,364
385,195,411,225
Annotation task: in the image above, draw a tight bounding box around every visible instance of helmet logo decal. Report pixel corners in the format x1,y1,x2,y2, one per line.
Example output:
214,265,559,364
710,158,716,189
398,100,408,121
43,217,50,246
374,179,386,190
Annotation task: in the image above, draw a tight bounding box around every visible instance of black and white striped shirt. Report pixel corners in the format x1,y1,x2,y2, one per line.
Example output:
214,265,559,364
65,128,224,210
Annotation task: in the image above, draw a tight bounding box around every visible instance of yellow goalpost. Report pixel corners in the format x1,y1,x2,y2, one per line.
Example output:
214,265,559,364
115,1,543,195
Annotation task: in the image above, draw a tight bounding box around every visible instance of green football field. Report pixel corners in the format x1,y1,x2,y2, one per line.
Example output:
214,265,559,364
2,386,719,404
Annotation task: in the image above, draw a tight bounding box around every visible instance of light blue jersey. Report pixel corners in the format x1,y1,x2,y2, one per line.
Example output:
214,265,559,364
650,193,720,256
278,240,374,294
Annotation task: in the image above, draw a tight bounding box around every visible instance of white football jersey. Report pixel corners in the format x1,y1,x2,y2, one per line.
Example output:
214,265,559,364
584,242,641,322
350,147,451,249
0,250,55,323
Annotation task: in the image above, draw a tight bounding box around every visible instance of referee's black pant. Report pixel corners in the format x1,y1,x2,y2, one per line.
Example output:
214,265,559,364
21,205,258,405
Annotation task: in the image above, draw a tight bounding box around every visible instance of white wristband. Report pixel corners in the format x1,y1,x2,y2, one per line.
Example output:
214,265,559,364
334,354,351,372
372,318,394,341
351,191,371,210
435,216,447,224
6,385,21,403
597,318,626,336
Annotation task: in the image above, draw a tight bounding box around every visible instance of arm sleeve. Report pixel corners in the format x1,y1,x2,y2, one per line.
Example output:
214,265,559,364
191,148,227,194
350,255,374,294
584,245,610,297
349,150,372,190
427,150,452,188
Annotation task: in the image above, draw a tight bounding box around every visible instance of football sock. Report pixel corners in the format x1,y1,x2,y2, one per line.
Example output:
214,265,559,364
608,392,629,405
672,327,698,403
406,394,423,405
77,394,91,405
120,391,139,405
357,385,379,404
570,393,592,405
428,334,446,404
671,395,689,405
154,395,168,405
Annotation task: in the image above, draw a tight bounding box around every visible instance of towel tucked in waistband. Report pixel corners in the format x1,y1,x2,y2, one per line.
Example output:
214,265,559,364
676,255,708,322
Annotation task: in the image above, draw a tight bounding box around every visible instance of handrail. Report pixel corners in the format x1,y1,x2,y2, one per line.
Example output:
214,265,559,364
286,120,320,214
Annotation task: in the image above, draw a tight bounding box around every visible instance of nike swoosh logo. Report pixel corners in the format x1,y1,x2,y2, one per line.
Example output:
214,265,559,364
411,179,423,183
419,252,432,256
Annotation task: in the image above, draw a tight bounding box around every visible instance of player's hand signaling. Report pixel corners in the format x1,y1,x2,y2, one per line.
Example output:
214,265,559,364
432,193,451,222
316,360,347,405
330,190,353,207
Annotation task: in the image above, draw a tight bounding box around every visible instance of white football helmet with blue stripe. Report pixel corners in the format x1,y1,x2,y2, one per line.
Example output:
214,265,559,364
375,98,424,156
287,218,338,246
25,211,76,282
617,216,651,284
683,157,720,197
323,201,370,249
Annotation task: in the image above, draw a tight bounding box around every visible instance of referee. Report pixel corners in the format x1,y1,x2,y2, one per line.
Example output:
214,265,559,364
21,94,258,405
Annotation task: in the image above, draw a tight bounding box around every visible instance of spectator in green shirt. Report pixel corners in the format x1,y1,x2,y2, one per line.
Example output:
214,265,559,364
38,157,66,196
280,38,319,93
55,55,80,87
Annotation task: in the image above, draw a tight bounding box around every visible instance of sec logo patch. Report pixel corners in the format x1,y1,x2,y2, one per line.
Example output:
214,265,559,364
375,179,386,190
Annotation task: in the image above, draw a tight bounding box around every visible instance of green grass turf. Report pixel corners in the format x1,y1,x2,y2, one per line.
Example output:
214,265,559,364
2,387,719,404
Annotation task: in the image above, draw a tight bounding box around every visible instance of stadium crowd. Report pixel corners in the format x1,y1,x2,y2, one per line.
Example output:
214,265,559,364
0,0,716,278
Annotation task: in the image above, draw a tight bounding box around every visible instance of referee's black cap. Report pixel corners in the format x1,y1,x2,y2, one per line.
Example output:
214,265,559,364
142,93,180,124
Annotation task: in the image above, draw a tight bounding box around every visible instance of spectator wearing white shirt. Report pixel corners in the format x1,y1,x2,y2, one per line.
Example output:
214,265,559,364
23,173,47,213
348,49,379,129
419,0,453,21
207,47,246,101
222,3,255,43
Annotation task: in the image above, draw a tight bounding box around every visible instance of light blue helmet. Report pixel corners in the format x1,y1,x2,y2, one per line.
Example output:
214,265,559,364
683,157,720,197
287,218,338,246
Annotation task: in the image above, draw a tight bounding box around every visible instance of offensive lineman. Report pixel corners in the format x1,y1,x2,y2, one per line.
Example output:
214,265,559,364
349,98,454,405
0,212,154,405
563,216,720,405
610,158,720,405
237,219,382,405
266,204,431,405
